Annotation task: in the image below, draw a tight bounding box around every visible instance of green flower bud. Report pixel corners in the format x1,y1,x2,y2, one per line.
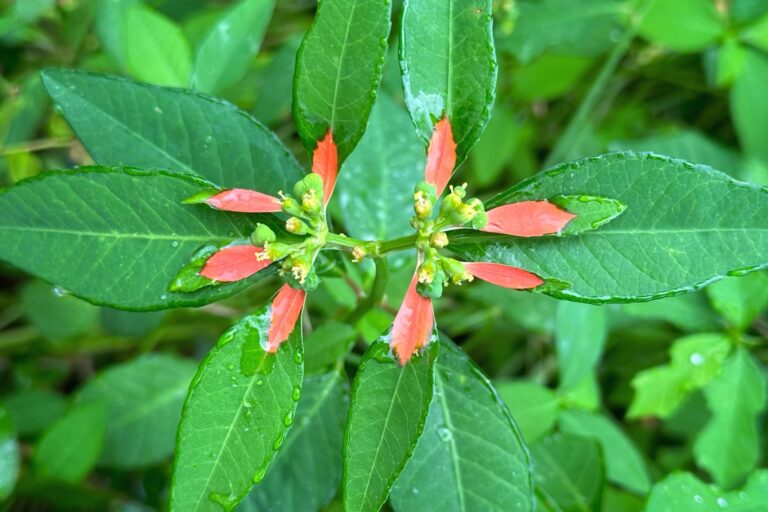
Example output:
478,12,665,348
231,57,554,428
417,276,444,299
251,223,277,246
468,210,488,230
417,260,437,284
285,217,311,235
301,189,321,214
293,173,324,199
265,242,293,261
441,257,473,285
413,190,434,219
430,232,449,248
451,184,467,199
414,181,437,203
439,192,463,219
280,195,303,217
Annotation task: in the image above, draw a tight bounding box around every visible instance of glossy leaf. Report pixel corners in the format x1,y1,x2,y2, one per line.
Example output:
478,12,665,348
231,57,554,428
42,69,303,193
0,403,19,500
637,0,724,52
400,0,496,165
706,272,768,331
628,333,732,419
170,308,304,512
390,341,533,512
646,471,768,511
77,354,196,468
336,95,424,240
191,0,275,95
241,371,349,512
343,338,438,512
293,0,391,162
559,410,651,494
34,401,107,484
495,380,560,442
449,153,768,304
694,349,767,489
555,302,607,390
0,168,277,310
125,6,192,87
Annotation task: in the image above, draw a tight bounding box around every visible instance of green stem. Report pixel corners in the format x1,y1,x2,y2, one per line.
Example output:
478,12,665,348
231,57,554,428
345,257,390,325
325,232,418,256
543,0,656,168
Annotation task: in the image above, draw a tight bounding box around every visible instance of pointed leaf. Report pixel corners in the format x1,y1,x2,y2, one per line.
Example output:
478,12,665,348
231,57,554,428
390,341,533,512
449,153,768,303
343,338,438,512
293,0,392,162
391,276,435,365
0,167,279,310
125,6,192,87
464,262,543,289
41,69,303,193
170,308,304,512
400,0,496,164
312,130,338,205
424,118,456,196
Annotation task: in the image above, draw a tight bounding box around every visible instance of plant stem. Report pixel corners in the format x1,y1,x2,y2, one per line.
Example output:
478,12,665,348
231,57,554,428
0,138,73,156
326,232,417,256
543,0,656,168
345,257,390,325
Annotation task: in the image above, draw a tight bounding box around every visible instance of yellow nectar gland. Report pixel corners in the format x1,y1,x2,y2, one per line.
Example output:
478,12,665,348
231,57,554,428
352,246,366,262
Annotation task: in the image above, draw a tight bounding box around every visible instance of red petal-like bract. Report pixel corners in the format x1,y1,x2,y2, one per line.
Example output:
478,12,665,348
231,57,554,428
390,275,435,365
312,129,338,205
200,245,270,282
483,201,576,237
464,262,544,289
267,284,306,352
425,118,457,196
206,189,282,213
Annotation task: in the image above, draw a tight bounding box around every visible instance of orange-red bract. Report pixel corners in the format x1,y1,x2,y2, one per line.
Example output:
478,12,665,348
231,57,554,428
312,129,338,205
464,262,544,289
483,201,575,237
206,189,282,213
390,276,435,365
200,245,271,282
425,118,457,196
266,284,306,352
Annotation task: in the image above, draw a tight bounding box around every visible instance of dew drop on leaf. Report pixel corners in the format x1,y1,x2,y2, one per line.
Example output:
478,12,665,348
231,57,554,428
292,386,301,401
283,412,293,427
689,353,704,366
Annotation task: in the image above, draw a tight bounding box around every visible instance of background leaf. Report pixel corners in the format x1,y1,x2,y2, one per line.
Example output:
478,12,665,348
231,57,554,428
0,403,20,500
20,279,100,340
637,0,724,52
646,471,768,511
705,273,768,331
496,380,560,442
555,302,607,390
730,48,768,166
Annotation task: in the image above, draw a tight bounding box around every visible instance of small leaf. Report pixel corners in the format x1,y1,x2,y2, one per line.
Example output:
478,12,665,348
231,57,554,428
400,0,496,165
0,402,19,500
390,341,534,512
555,302,608,391
694,349,767,489
170,307,304,512
495,380,560,442
191,0,275,95
705,272,768,331
293,0,392,162
125,5,192,87
550,195,626,235
343,338,438,512
637,0,724,52
646,471,768,511
34,401,107,484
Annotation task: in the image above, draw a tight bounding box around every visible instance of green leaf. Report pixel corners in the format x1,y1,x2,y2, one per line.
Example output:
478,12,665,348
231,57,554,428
343,338,438,512
637,0,724,52
4,388,67,437
191,0,275,95
530,433,605,512
732,0,768,22
336,95,425,240
20,280,100,340
469,105,521,187
623,293,721,333
252,35,301,126
511,54,593,101
170,308,304,512
741,13,768,53
94,0,139,69
466,284,559,334
0,403,19,500
293,0,391,162
497,0,623,63
646,471,768,511
125,5,192,87
0,167,277,310
552,196,626,236
495,380,560,442
240,371,349,512
706,273,768,331
559,410,651,494
14,0,55,22
100,308,165,337
400,0,496,165
555,302,608,390
390,342,534,512
628,333,732,419
730,48,768,165
41,69,303,193
694,349,767,489
77,354,197,468
303,321,357,374
449,153,768,304
34,401,107,484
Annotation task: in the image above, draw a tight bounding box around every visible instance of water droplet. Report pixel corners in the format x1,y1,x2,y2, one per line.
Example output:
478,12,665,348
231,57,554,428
717,497,728,508
256,379,264,386
273,434,284,450
252,467,268,483
292,386,301,401
437,427,453,442
52,286,67,297
411,487,419,495
694,495,704,504
171,240,180,248
243,400,253,409
227,364,235,371
160,294,168,301
294,350,303,364
283,412,293,427
154,106,163,114
690,353,704,366
379,38,387,47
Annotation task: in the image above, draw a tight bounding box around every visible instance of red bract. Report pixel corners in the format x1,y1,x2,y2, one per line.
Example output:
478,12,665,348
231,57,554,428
425,118,456,196
205,189,282,213
463,262,544,289
483,201,575,237
391,276,435,365
267,284,307,352
200,245,271,282
312,129,338,205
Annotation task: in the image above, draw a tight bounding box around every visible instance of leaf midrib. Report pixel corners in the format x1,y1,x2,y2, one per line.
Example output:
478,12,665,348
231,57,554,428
329,0,358,129
0,225,226,242
435,370,466,511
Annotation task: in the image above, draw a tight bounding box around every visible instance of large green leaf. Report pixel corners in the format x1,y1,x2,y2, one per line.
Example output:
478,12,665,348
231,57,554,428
400,0,496,164
0,167,277,310
191,0,275,95
41,69,303,193
336,95,424,241
559,410,650,494
0,403,19,500
77,354,197,468
637,0,724,52
170,308,304,512
496,380,560,442
730,48,768,166
241,371,348,512
449,153,768,304
646,471,768,511
694,349,766,489
293,0,391,162
555,302,607,390
343,338,438,512
390,341,533,512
